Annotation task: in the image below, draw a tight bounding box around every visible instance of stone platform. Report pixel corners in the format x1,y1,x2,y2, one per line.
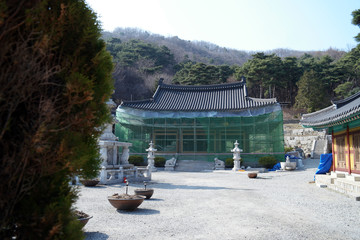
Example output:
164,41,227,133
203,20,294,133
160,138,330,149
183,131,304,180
315,173,360,201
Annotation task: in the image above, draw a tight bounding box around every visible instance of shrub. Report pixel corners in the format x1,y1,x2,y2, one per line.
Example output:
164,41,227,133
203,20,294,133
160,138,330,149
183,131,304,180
284,146,293,153
225,158,234,168
128,155,145,166
258,156,278,168
225,157,242,168
154,157,166,167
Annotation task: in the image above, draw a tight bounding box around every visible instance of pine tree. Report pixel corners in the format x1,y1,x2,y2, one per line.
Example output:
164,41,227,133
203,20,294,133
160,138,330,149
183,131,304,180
0,0,113,238
294,70,330,112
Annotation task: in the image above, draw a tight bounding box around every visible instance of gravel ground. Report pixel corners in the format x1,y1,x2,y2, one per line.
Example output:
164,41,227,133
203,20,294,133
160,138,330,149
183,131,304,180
75,159,360,240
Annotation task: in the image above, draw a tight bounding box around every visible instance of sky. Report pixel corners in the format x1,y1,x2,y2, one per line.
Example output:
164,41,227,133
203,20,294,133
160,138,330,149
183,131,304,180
85,0,359,52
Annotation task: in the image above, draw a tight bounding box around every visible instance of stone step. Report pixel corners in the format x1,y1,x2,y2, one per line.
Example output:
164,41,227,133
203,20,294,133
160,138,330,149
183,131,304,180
347,175,360,182
330,172,346,178
175,160,214,172
315,139,326,150
333,178,360,194
315,174,360,201
313,140,326,158
315,174,335,186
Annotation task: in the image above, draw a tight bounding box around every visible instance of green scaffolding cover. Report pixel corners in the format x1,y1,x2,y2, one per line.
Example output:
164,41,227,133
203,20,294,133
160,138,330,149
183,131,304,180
115,105,284,165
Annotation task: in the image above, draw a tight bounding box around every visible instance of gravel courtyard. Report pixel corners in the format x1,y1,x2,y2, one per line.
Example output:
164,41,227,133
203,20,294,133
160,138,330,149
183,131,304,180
76,159,360,240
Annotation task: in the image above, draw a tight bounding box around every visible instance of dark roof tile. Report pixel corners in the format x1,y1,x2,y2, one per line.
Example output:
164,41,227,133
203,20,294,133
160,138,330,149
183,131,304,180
300,92,360,127
120,81,277,111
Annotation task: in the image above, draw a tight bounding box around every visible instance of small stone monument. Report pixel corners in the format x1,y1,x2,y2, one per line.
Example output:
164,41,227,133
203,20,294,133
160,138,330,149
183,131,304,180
282,156,296,170
146,141,157,172
231,140,243,171
214,158,225,170
165,157,176,171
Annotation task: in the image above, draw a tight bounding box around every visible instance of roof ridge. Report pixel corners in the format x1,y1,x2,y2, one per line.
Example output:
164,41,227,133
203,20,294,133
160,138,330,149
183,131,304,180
160,81,245,91
301,104,335,119
122,99,153,104
248,97,277,102
332,91,360,108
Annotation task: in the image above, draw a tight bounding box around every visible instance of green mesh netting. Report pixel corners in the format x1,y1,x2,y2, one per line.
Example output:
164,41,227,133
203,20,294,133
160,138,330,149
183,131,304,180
115,108,284,165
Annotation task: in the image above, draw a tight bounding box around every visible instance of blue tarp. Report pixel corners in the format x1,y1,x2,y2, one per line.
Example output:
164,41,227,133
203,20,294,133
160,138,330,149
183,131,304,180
314,153,333,180
269,154,299,171
269,162,281,171
315,153,333,175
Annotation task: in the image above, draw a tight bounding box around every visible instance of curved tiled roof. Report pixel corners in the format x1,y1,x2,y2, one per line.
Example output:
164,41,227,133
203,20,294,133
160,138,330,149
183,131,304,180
120,81,277,111
300,92,360,128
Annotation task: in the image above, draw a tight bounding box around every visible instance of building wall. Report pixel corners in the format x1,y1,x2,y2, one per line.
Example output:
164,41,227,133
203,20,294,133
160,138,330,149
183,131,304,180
332,126,360,174
115,111,285,164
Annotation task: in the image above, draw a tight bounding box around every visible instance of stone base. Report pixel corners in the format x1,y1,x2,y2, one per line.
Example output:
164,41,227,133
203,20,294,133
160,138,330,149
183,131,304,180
246,168,267,173
164,166,175,171
149,166,157,172
215,167,225,170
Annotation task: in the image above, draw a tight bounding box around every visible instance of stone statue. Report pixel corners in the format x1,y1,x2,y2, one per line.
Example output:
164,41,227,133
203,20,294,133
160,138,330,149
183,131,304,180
165,157,176,171
214,158,225,170
166,157,176,166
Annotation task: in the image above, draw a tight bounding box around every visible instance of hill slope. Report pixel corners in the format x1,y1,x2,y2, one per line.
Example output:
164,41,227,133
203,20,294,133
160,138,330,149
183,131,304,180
102,28,346,103
102,27,345,66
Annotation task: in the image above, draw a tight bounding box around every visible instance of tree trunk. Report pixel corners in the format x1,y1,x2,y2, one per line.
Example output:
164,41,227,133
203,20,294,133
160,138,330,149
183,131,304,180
269,85,271,98
273,85,276,98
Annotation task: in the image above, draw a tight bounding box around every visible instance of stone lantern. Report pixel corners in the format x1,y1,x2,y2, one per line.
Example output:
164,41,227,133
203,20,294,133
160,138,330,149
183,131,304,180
231,140,243,171
146,141,157,172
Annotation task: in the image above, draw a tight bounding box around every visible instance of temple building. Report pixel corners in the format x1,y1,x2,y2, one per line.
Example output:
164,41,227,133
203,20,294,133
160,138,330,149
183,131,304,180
115,79,284,166
301,92,360,175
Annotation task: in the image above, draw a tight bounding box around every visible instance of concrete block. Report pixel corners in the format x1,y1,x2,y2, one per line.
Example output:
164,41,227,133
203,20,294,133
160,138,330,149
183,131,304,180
353,195,360,201
316,183,327,188
331,172,346,178
347,175,360,182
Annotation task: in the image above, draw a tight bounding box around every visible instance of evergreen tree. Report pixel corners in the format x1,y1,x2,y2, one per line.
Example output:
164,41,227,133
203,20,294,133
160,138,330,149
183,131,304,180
235,53,285,99
295,70,330,112
332,45,360,99
173,62,234,85
106,39,174,73
352,9,360,42
0,0,113,238
331,10,360,100
282,57,303,105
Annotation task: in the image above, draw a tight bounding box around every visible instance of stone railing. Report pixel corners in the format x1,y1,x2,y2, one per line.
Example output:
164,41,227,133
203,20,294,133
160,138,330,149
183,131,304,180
99,165,151,184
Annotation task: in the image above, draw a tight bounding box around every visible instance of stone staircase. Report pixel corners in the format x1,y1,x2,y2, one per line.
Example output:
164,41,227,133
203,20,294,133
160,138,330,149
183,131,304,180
312,139,327,159
283,123,327,158
315,173,360,201
175,160,214,172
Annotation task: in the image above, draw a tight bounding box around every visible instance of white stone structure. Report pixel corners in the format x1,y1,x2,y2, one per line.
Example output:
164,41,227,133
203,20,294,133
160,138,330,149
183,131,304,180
231,140,243,171
280,156,297,171
286,151,305,170
214,158,225,170
146,141,157,172
165,157,177,171
98,99,150,184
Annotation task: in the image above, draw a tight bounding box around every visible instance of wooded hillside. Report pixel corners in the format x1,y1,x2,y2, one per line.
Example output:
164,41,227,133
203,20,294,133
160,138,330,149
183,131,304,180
103,24,360,113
